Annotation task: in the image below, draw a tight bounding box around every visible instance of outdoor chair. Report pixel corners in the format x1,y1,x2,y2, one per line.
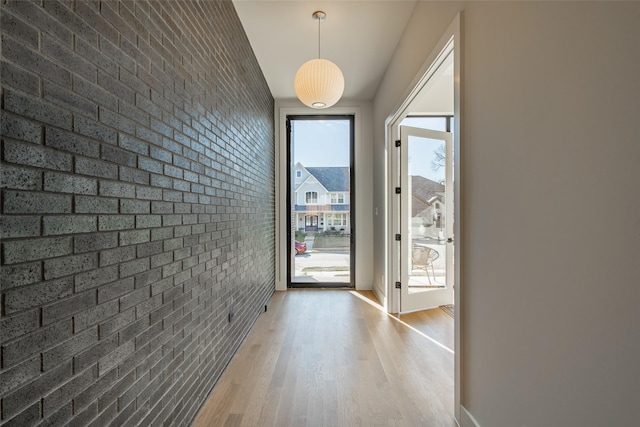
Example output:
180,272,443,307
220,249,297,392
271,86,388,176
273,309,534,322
411,245,439,285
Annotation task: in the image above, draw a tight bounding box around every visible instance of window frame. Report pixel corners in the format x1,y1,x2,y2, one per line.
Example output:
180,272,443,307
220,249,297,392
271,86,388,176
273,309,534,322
305,191,318,204
286,114,355,289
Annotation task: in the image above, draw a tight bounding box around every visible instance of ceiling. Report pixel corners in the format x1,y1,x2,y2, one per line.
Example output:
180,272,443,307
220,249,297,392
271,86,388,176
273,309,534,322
233,1,418,102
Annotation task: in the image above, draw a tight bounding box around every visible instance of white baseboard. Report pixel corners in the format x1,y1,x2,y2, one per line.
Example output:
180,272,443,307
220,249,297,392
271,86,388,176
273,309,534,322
373,284,386,309
459,405,481,427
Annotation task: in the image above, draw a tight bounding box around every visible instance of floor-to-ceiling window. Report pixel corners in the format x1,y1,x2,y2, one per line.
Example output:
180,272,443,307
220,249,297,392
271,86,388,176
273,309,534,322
287,116,355,287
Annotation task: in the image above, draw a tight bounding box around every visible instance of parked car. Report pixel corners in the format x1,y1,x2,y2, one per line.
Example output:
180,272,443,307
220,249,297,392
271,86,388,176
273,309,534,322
295,240,307,255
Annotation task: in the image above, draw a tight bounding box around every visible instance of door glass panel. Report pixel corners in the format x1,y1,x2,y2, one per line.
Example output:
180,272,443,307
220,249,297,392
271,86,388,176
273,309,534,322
407,135,446,292
290,117,353,286
399,125,454,312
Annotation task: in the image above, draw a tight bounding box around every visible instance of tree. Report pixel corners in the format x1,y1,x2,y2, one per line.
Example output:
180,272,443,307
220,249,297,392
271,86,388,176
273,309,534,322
431,144,445,172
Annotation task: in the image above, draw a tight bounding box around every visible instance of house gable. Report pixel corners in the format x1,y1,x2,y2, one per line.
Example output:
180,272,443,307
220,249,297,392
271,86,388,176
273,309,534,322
411,175,445,218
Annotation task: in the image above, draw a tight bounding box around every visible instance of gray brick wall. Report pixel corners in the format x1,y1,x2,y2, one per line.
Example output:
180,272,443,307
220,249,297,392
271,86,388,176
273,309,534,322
0,1,275,425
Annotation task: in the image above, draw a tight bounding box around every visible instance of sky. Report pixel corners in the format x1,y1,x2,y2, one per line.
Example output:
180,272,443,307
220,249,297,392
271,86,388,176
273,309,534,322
292,119,350,167
407,137,444,182
402,117,448,182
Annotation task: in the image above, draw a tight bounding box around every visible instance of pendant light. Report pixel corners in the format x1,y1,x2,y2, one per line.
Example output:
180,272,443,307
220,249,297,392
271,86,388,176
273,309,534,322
294,11,344,109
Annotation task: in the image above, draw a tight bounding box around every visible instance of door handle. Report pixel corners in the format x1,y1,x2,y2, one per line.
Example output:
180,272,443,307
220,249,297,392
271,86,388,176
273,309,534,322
447,238,454,243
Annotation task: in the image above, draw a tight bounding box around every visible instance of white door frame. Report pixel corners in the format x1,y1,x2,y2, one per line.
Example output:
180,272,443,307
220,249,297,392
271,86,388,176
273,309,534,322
384,13,462,423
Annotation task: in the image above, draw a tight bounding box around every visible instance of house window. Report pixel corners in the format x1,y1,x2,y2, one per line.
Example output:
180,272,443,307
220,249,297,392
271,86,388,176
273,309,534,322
305,191,318,204
330,213,347,226
330,193,345,204
296,170,301,178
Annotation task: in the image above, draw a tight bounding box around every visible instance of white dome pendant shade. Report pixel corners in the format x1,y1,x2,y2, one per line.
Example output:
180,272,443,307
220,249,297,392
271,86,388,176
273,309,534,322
294,11,344,109
294,58,344,109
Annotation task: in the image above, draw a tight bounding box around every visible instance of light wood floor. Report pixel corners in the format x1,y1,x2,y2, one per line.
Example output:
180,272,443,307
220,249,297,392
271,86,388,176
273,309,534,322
192,289,455,427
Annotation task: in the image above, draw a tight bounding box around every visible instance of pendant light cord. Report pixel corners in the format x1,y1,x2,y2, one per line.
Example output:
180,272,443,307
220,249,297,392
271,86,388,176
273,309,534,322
317,15,321,59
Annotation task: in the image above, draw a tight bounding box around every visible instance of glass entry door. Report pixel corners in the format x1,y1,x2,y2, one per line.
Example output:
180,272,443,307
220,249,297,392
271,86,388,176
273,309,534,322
399,125,454,312
287,116,354,287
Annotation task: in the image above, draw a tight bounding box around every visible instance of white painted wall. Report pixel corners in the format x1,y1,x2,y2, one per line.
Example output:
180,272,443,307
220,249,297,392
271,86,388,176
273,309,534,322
374,2,640,426
275,100,374,291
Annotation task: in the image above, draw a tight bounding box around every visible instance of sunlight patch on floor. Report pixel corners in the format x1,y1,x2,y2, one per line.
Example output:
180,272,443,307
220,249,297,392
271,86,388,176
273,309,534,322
349,290,454,354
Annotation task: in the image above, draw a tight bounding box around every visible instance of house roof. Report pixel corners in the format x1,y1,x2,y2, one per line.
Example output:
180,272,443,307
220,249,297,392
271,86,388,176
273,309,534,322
305,167,350,192
411,175,444,217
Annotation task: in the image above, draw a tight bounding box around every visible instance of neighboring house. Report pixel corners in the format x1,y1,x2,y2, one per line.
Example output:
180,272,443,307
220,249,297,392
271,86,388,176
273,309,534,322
294,162,350,233
410,175,445,240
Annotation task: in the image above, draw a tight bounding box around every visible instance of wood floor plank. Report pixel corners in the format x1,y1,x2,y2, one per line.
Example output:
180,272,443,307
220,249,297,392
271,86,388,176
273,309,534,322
192,290,455,427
